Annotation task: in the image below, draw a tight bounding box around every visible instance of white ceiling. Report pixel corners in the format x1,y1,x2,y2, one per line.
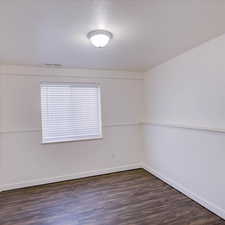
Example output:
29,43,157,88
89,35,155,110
1,0,225,72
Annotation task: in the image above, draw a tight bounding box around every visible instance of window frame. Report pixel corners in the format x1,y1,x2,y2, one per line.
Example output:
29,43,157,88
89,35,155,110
40,81,103,144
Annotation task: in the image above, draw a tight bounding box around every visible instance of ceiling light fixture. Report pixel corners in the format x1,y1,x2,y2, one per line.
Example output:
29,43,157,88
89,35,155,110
87,30,113,48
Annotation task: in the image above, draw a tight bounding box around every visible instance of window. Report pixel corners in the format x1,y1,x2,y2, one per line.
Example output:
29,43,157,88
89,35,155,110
40,82,102,143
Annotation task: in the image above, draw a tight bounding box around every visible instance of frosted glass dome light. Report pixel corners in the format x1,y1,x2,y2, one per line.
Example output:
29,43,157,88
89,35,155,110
87,30,113,48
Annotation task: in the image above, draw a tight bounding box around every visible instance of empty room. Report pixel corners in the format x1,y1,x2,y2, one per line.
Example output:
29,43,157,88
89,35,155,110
1,0,225,224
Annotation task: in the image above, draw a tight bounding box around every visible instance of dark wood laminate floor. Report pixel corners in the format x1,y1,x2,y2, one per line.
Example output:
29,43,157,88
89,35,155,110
0,169,224,225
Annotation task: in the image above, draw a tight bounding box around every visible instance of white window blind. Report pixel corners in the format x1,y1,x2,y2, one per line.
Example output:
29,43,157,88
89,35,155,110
40,82,102,143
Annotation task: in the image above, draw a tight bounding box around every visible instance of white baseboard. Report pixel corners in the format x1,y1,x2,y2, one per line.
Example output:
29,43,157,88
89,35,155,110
142,163,225,220
0,163,141,192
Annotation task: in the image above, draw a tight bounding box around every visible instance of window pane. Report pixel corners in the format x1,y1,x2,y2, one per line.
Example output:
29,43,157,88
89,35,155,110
41,82,102,143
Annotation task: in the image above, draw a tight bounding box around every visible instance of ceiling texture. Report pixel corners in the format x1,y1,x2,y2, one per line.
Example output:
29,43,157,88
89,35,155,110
1,0,225,72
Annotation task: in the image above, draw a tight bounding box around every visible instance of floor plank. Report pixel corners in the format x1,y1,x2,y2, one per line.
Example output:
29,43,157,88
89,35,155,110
0,169,224,225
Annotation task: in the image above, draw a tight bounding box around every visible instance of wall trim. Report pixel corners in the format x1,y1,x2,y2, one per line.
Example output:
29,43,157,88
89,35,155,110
0,65,143,80
143,121,225,134
0,163,141,192
0,122,141,134
142,163,225,220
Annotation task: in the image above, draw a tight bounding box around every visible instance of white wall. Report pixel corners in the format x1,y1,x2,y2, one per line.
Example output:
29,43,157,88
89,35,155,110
143,33,225,219
0,65,144,190
2,33,225,220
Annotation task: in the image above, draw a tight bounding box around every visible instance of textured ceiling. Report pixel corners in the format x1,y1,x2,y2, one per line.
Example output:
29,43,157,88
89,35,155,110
0,0,225,71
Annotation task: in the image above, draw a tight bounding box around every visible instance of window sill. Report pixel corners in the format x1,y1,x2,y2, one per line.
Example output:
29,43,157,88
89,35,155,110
41,136,103,144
